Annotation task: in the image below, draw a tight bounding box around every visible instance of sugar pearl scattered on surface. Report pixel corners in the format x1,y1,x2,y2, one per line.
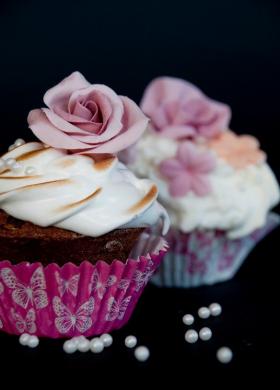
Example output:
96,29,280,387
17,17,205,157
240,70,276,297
199,327,212,341
28,335,39,348
5,158,16,168
71,337,80,347
209,303,222,317
198,307,210,319
125,335,137,348
77,338,90,353
134,346,150,362
25,166,36,175
90,338,104,353
8,144,16,151
14,138,25,147
100,333,113,347
19,333,30,346
216,347,233,364
185,329,199,344
182,314,194,326
63,340,77,354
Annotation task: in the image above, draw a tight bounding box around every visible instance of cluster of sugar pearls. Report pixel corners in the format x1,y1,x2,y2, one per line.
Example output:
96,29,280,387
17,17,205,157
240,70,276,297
19,333,39,348
0,139,36,175
182,303,232,364
63,333,113,354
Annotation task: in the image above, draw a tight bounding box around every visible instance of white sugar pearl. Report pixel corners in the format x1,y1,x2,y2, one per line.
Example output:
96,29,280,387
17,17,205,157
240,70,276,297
11,162,22,172
125,335,137,348
28,335,39,348
198,307,210,319
209,303,222,317
77,338,90,353
4,158,16,168
100,333,113,347
90,338,104,353
63,340,77,354
8,144,16,151
185,329,198,344
182,314,194,325
70,337,81,347
134,346,150,362
19,333,30,346
199,327,212,341
14,138,25,147
25,166,36,175
216,347,233,364
0,159,5,170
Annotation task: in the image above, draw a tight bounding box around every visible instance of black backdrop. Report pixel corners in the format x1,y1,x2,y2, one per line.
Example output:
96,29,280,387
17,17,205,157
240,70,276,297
0,0,279,384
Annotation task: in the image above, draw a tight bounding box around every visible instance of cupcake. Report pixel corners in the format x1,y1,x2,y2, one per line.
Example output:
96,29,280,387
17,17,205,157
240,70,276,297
122,76,280,287
0,72,169,337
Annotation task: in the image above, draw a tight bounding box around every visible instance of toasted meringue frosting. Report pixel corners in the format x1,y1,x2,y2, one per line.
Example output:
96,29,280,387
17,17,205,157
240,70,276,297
0,142,169,237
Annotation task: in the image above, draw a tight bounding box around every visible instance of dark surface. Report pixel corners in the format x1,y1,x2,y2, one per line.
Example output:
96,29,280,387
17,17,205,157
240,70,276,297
0,0,279,384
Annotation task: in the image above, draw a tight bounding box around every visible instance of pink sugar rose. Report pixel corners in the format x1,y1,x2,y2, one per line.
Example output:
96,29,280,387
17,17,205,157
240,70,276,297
28,72,149,154
141,77,231,140
159,142,216,197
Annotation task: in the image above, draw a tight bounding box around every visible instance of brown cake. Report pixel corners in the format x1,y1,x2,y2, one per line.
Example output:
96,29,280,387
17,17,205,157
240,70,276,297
0,210,144,265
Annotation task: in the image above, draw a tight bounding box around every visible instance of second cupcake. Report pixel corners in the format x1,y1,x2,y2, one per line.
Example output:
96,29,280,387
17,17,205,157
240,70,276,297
122,76,280,287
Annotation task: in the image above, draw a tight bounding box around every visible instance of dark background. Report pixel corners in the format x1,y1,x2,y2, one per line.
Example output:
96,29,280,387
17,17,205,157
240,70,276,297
0,0,279,384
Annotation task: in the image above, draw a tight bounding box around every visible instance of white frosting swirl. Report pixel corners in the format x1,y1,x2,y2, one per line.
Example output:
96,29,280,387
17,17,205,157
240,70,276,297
129,131,280,239
0,142,169,237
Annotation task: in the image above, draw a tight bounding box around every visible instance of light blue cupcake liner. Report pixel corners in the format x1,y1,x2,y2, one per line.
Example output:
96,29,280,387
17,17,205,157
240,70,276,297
151,213,280,288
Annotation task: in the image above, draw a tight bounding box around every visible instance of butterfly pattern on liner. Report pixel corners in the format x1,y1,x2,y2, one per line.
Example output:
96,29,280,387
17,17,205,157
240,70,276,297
118,279,130,291
55,272,80,297
133,269,155,292
0,268,48,309
0,281,4,295
11,308,37,334
88,270,117,299
105,296,132,322
53,296,95,334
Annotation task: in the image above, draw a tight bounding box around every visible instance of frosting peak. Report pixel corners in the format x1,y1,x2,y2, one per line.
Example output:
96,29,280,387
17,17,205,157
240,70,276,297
0,142,169,237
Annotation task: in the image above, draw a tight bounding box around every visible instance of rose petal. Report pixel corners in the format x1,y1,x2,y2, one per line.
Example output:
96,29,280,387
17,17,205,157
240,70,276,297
68,85,123,141
72,100,94,120
141,77,202,116
160,125,196,139
44,71,91,109
80,97,149,154
28,109,91,149
42,108,91,135
198,102,231,138
53,106,99,125
141,77,231,140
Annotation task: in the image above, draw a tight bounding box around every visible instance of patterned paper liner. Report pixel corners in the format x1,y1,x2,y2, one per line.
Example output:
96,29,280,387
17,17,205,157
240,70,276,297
151,213,279,288
0,233,167,338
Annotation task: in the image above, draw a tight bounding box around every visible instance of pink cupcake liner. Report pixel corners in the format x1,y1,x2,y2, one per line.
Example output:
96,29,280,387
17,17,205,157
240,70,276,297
151,213,279,288
0,233,167,338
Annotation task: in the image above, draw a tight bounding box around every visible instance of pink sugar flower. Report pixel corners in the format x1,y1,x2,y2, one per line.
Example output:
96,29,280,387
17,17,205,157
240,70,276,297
159,142,216,197
28,72,149,155
141,77,231,140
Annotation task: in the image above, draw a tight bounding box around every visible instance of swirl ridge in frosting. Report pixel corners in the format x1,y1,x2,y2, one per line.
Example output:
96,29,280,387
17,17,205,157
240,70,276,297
0,142,169,237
